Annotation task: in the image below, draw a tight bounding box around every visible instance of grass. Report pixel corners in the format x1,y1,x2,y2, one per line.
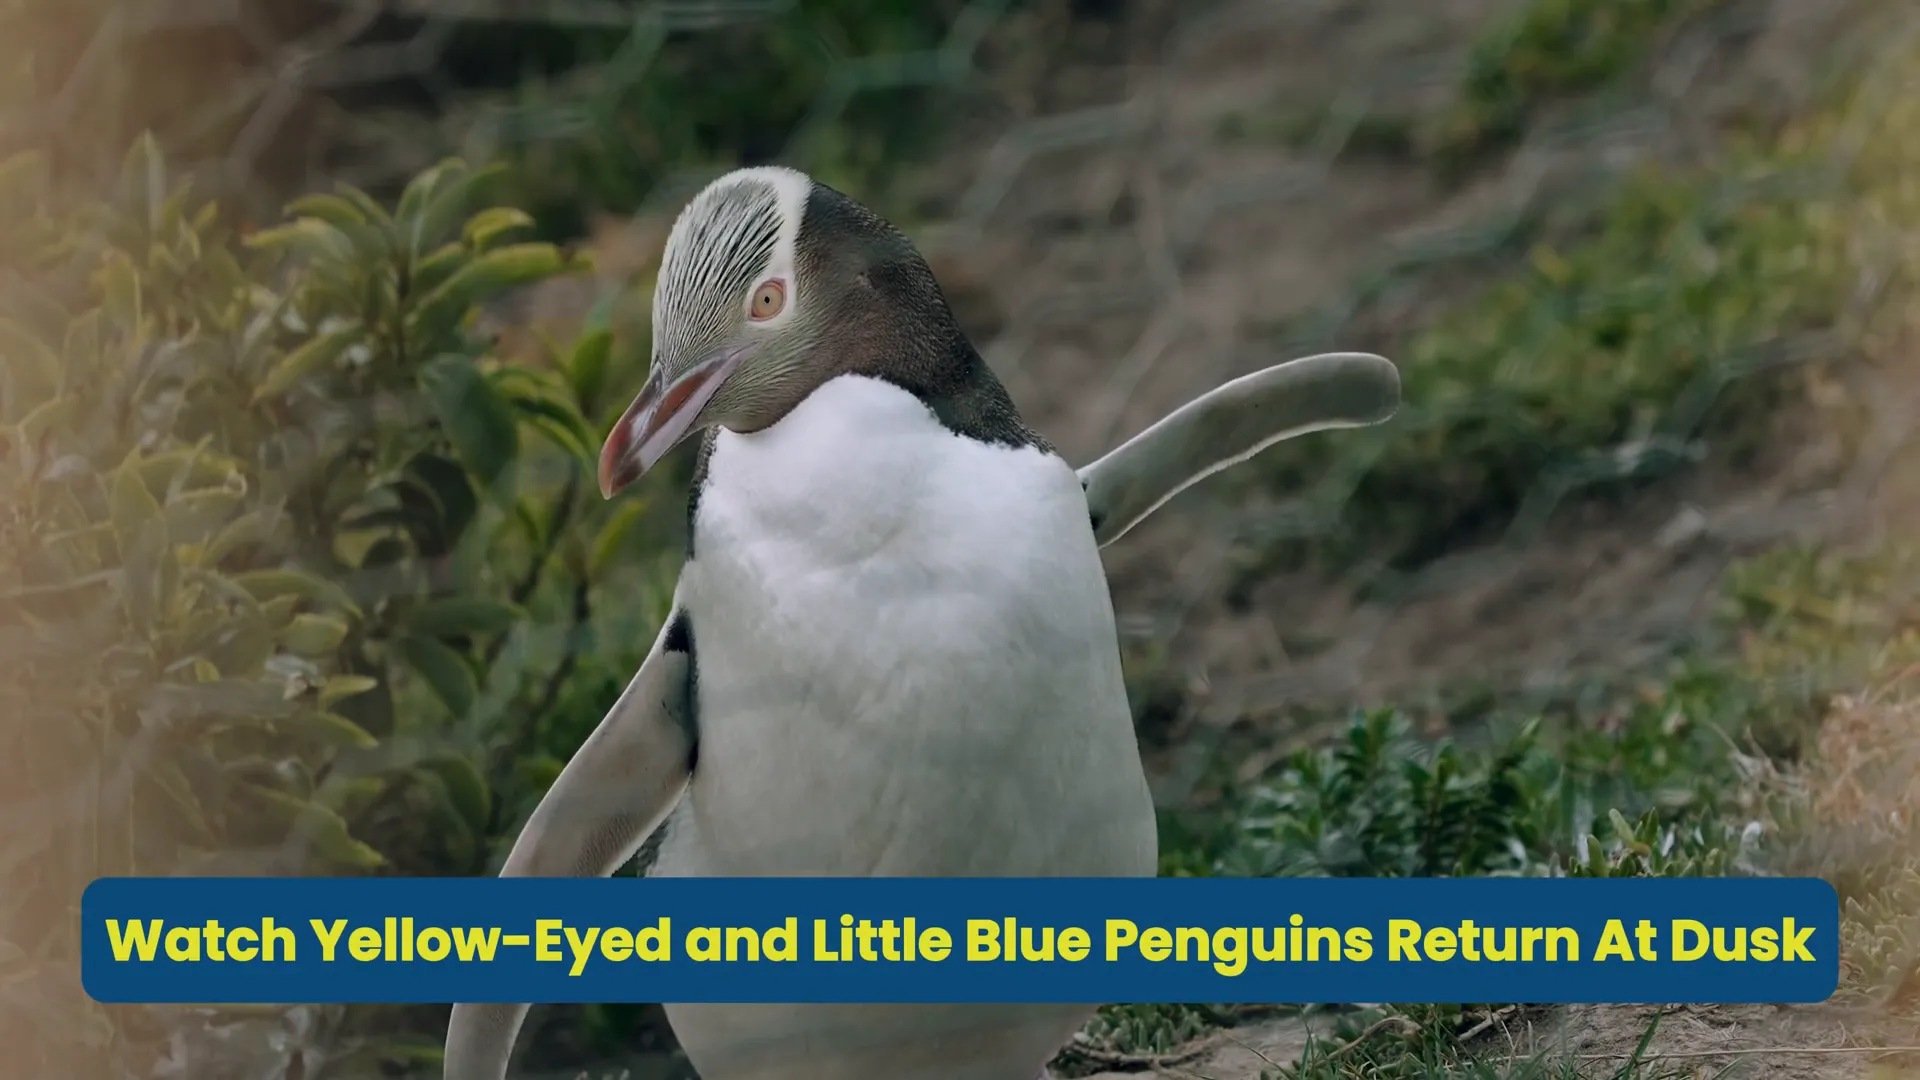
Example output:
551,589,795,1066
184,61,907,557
1077,538,1920,1077
1205,0,1867,580
1231,69,1866,584
1429,0,1733,179
1238,142,1847,580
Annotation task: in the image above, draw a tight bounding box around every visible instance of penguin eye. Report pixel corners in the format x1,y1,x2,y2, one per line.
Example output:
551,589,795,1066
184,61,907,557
748,280,786,321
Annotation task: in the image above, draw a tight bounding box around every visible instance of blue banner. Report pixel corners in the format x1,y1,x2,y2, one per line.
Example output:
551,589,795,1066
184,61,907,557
81,876,1839,1005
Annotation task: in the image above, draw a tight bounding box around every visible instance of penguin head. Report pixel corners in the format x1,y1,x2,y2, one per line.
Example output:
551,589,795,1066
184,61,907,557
598,166,960,497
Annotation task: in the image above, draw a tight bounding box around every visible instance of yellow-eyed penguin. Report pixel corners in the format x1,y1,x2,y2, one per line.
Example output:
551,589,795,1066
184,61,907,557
442,166,1399,1080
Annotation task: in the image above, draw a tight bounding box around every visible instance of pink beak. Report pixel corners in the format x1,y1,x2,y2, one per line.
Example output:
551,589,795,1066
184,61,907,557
598,346,748,498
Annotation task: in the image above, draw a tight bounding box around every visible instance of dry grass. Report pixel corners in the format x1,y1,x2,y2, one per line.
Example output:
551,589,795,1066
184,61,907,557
1802,665,1920,830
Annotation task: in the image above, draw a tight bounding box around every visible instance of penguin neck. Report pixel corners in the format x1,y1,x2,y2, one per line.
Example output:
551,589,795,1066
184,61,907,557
874,333,1047,453
829,259,1049,454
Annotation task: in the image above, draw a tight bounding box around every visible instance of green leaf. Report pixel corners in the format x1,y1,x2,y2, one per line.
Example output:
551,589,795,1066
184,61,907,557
397,636,478,718
0,318,62,404
411,242,468,295
258,594,300,628
108,459,163,547
1608,808,1635,844
251,323,362,402
144,761,212,841
589,497,649,577
200,508,281,565
243,218,356,266
136,444,247,493
118,131,166,229
421,355,518,487
522,412,594,463
515,754,565,793
419,753,492,831
493,366,595,461
462,207,536,250
286,199,390,260
139,677,294,728
163,486,247,544
283,612,350,656
119,518,167,639
328,183,396,231
295,710,380,750
395,158,465,232
95,250,142,331
317,775,387,818
61,307,104,392
238,783,386,870
414,769,479,869
284,192,369,228
318,674,381,708
406,452,479,542
568,327,614,410
513,401,594,464
409,162,508,262
406,596,520,639
409,243,567,338
231,568,362,618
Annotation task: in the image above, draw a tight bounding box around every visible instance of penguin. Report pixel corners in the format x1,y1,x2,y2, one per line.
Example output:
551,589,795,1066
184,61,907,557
441,166,1399,1080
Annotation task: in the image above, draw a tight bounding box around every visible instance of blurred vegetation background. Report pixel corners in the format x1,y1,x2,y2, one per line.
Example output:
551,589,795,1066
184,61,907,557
7,0,1920,1077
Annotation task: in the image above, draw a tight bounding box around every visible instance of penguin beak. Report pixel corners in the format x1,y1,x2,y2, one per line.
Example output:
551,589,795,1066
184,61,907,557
599,344,749,498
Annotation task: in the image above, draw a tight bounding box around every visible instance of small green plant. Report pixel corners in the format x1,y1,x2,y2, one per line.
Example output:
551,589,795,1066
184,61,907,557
1219,710,1540,878
1077,1002,1215,1057
1193,693,1765,884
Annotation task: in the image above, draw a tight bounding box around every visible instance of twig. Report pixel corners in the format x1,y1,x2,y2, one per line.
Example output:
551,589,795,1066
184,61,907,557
1217,1029,1282,1070
1063,1030,1231,1071
1323,1014,1420,1063
1457,1004,1519,1043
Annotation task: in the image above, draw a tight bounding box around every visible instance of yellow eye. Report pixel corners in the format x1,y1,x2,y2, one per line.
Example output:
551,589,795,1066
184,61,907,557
749,280,785,320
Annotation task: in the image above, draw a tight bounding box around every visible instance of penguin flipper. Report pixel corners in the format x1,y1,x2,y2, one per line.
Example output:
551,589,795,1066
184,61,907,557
1078,351,1400,547
442,596,698,1080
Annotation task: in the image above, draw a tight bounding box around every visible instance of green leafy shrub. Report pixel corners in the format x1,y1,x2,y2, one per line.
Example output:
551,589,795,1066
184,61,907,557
1197,700,1763,882
1168,547,1872,887
0,134,679,1075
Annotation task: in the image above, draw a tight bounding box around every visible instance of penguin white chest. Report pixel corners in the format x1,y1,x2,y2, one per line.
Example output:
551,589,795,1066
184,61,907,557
664,373,1157,879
